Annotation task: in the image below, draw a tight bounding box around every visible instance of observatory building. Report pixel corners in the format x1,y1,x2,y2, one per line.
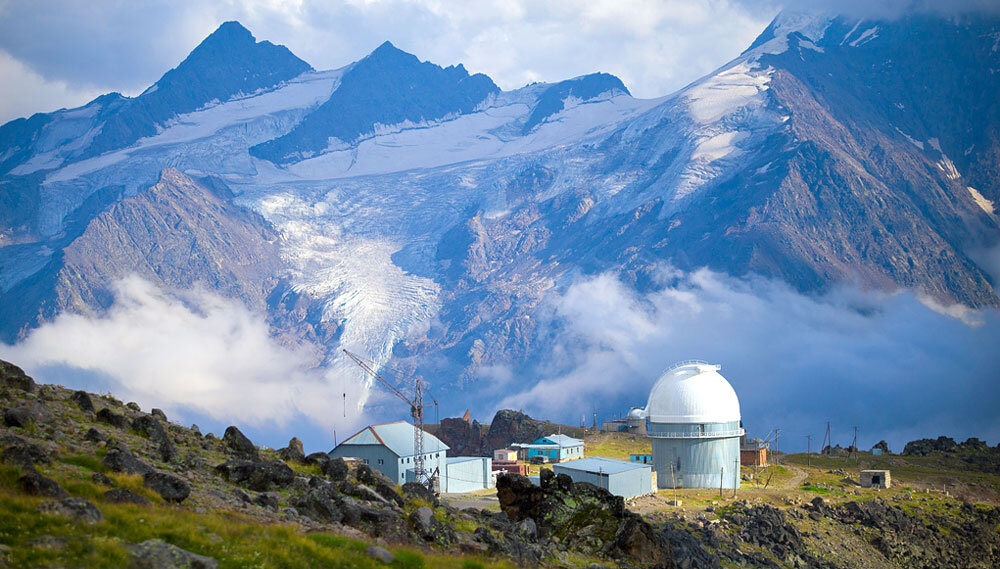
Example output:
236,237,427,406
646,361,744,489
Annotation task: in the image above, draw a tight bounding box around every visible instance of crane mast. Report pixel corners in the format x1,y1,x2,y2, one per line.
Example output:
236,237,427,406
342,349,433,487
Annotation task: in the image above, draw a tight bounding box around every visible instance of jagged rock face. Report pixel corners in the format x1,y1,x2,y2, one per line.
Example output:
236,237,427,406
435,417,484,456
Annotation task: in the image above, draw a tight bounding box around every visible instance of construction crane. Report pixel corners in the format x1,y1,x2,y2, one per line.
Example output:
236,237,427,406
341,349,436,488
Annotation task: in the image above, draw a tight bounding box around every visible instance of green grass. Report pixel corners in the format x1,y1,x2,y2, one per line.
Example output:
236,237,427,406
801,484,835,495
0,464,512,569
583,432,650,461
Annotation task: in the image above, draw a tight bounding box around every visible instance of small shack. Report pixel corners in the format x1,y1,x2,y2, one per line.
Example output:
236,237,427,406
516,434,585,463
629,453,653,464
441,457,493,493
494,449,518,461
860,469,891,489
553,456,654,499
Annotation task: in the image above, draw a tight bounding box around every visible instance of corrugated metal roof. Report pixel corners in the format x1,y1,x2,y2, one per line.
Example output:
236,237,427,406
447,456,486,464
535,434,584,446
335,421,449,457
554,457,651,475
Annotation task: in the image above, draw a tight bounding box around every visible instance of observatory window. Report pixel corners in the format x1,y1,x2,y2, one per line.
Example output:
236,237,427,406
378,459,384,465
676,457,681,471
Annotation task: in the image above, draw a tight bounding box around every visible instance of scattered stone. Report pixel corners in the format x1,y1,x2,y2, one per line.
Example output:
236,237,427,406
291,485,346,524
2,439,52,467
20,469,68,498
277,437,305,463
97,408,129,429
402,481,437,505
190,424,202,437
104,488,151,505
222,426,259,460
215,459,295,491
70,390,95,412
355,464,403,507
143,471,190,503
131,415,176,462
85,427,109,444
321,457,349,481
234,488,252,503
103,448,153,476
37,497,103,523
151,408,167,421
254,493,279,509
128,539,219,569
0,359,35,392
92,472,115,486
4,404,49,428
126,402,141,412
410,506,435,536
365,545,395,564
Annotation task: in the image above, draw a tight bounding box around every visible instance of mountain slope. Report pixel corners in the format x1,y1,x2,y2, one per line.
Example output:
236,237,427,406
0,13,998,417
250,41,499,164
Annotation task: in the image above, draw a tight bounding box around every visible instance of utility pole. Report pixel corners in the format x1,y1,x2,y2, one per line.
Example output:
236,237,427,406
851,426,859,463
734,458,739,498
805,434,813,467
822,421,831,455
774,428,780,463
720,467,724,498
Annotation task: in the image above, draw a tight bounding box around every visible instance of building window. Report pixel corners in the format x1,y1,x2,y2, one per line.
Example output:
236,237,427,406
378,459,384,465
363,459,369,465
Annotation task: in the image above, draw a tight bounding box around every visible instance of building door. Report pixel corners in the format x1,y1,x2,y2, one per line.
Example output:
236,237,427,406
872,475,881,486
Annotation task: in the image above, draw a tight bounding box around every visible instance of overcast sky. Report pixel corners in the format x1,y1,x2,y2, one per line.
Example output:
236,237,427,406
0,0,790,125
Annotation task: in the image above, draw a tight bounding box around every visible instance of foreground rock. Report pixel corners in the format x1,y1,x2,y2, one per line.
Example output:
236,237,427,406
128,539,218,569
497,470,674,567
105,488,151,505
131,415,177,462
143,471,191,503
37,497,103,523
222,426,259,460
277,437,305,462
0,359,35,392
20,470,68,498
103,448,154,475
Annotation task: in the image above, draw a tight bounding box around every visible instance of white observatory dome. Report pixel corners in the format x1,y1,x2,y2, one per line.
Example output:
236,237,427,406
627,407,645,420
645,361,740,424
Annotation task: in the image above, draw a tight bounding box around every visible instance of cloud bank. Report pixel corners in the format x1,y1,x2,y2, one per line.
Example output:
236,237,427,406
0,276,374,449
491,268,1000,452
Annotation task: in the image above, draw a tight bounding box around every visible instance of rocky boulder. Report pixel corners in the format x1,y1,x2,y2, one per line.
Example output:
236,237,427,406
128,539,218,569
355,464,403,507
104,488,151,505
97,408,129,430
903,436,959,456
70,390,95,412
2,438,52,468
496,470,673,566
131,415,177,462
215,459,295,491
222,426,259,460
277,437,305,463
291,484,347,524
143,471,191,503
4,404,51,428
402,481,438,505
20,470,68,498
103,448,153,476
37,497,103,523
321,457,349,481
0,359,35,392
409,506,457,545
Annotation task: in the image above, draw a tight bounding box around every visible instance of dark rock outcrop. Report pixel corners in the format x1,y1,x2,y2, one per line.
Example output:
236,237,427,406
70,390,95,412
215,459,295,491
97,408,129,430
143,471,191,503
355,464,403,507
103,448,154,476
277,437,305,462
496,470,673,567
4,404,50,428
20,470,68,498
320,457,348,481
85,427,110,444
222,426,259,460
0,359,35,392
2,438,52,467
131,415,176,462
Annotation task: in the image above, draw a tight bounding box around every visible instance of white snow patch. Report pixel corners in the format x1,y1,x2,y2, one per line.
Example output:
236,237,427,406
968,186,995,215
683,61,772,124
691,131,741,162
849,26,880,47
894,127,924,150
936,156,961,180
841,20,864,45
43,69,343,185
928,138,942,152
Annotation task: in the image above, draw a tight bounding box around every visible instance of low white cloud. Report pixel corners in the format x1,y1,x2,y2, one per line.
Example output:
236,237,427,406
491,267,1000,451
0,276,369,433
0,50,101,124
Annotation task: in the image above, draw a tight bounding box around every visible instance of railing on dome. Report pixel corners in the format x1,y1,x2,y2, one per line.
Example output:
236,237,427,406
660,359,713,375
